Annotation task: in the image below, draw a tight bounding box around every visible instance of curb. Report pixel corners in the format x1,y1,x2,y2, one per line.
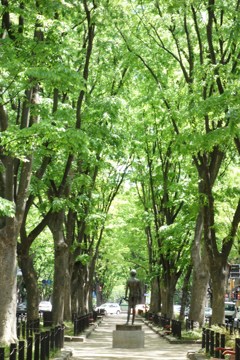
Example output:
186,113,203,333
53,318,102,360
143,320,207,360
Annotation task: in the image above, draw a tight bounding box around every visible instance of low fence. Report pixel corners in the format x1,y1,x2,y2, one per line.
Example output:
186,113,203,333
202,327,240,359
145,313,182,339
72,312,93,336
0,310,97,360
0,325,64,360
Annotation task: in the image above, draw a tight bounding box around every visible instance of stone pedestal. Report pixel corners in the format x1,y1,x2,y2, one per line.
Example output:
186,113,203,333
112,324,144,348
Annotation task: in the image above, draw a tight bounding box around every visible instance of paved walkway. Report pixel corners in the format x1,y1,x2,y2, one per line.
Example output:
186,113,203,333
63,314,201,360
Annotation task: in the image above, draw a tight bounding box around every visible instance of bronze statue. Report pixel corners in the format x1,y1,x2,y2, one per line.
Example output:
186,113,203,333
125,269,141,325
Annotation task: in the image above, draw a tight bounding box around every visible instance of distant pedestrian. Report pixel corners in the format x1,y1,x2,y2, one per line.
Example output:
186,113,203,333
125,269,141,325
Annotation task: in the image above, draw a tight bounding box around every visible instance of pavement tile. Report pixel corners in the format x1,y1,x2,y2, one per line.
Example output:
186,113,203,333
61,314,203,360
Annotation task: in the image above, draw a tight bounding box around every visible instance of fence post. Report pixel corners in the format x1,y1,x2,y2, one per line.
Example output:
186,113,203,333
27,337,33,360
205,328,210,354
210,330,214,357
73,318,77,336
0,348,5,360
45,331,50,360
60,325,64,349
54,326,60,349
202,328,205,349
220,333,225,359
40,332,46,360
235,338,240,360
215,332,220,358
178,321,182,339
22,321,26,339
17,319,20,339
19,340,25,360
9,343,17,360
50,328,55,350
34,333,40,360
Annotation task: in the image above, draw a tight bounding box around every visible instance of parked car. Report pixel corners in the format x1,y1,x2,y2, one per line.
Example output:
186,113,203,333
39,300,52,312
95,303,121,315
17,301,27,313
205,307,212,318
224,301,236,322
234,306,240,325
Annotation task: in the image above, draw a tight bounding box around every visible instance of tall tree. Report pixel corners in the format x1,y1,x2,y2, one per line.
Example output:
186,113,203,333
0,0,44,343
117,0,240,324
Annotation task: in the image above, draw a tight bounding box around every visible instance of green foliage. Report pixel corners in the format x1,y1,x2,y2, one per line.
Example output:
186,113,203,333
0,198,15,217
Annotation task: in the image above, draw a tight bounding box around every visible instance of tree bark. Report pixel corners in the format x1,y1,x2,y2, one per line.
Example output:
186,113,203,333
189,212,210,326
0,229,18,344
161,272,178,319
18,252,40,322
179,265,192,322
48,211,68,325
150,275,161,313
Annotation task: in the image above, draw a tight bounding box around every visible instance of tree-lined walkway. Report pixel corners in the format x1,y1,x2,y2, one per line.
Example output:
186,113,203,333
63,314,201,360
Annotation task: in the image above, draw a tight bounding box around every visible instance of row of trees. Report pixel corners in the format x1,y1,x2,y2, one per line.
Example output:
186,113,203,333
0,0,239,345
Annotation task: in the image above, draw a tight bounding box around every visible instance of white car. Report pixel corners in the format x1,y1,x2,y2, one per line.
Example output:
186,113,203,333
224,301,236,322
205,307,212,318
39,300,52,312
95,303,121,315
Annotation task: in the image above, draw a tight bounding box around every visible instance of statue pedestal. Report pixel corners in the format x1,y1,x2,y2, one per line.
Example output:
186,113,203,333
112,324,144,348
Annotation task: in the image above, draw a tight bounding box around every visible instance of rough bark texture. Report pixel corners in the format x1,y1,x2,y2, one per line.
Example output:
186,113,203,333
179,265,192,322
161,273,178,319
48,211,68,325
189,213,210,326
0,156,33,344
211,260,228,324
0,229,17,344
18,253,40,322
150,276,161,313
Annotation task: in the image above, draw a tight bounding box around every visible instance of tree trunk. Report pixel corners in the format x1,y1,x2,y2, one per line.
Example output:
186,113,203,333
189,212,210,326
150,275,161,313
48,211,68,325
77,265,90,314
18,252,40,322
63,267,72,321
0,229,17,344
210,260,227,324
0,155,33,344
179,265,192,322
161,273,178,319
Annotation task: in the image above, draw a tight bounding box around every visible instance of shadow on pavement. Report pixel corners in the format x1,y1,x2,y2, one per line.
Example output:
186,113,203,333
63,313,201,360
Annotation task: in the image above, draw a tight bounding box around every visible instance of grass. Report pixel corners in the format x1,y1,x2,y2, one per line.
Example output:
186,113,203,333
181,329,202,341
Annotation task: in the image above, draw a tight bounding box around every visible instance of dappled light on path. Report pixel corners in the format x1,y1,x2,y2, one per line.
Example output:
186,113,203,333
64,314,200,360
